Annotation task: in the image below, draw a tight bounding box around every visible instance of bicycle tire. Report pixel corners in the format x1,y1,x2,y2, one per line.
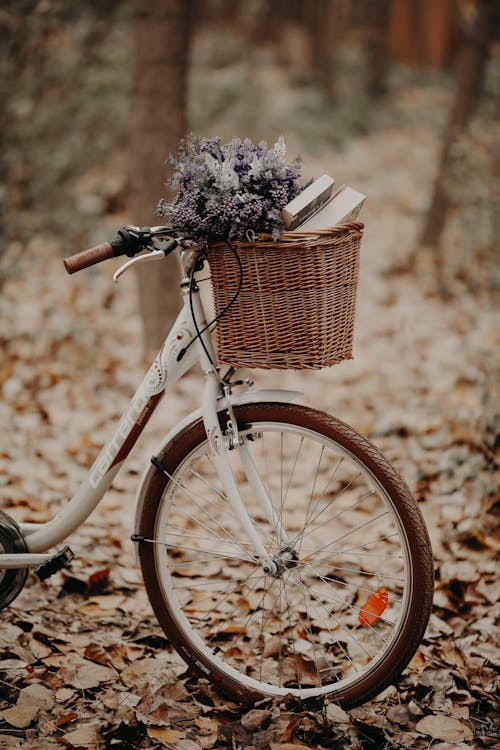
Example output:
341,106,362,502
138,402,433,707
0,510,29,611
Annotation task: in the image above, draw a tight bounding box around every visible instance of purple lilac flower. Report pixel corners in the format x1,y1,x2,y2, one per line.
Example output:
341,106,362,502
156,134,303,244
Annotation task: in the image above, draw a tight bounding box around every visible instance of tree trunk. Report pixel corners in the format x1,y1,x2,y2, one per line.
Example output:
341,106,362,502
420,0,499,249
130,0,191,358
365,0,391,96
305,0,337,102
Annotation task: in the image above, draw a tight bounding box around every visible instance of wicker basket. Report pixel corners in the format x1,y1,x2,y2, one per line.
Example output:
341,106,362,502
206,222,363,370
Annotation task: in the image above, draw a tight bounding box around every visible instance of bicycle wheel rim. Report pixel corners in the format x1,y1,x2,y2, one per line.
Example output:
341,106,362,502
140,404,433,703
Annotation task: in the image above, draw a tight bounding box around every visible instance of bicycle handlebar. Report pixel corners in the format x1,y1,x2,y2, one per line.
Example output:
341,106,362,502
64,242,115,274
63,225,177,275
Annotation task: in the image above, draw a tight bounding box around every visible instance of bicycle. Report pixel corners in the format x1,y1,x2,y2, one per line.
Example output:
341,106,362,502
0,224,434,708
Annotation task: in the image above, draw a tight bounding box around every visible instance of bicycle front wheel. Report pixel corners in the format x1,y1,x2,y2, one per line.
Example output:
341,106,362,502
139,403,433,707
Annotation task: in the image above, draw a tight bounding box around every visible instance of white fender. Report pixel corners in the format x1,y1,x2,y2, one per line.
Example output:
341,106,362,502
132,388,302,543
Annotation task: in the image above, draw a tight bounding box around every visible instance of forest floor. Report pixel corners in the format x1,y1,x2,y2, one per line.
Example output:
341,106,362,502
1,50,499,750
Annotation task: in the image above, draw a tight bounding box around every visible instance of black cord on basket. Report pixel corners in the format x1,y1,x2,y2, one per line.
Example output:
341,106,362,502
176,241,244,367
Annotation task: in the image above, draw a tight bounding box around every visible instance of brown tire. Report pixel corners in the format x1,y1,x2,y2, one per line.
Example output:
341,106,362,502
138,403,433,707
0,511,29,610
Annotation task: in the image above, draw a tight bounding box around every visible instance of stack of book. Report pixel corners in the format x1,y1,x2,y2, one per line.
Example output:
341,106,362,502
282,174,365,232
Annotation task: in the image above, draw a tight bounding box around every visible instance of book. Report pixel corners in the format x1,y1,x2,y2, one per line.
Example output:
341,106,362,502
281,174,335,230
297,185,366,231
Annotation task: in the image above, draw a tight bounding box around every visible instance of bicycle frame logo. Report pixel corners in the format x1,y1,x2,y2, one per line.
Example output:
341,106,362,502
87,313,199,489
88,390,163,489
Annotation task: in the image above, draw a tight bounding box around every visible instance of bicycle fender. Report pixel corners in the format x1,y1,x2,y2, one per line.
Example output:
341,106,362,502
132,388,302,549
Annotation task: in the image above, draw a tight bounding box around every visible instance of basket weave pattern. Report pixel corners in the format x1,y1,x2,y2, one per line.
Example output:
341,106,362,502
206,222,363,370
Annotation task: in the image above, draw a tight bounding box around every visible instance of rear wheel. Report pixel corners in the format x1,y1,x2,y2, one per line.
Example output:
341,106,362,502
139,403,433,707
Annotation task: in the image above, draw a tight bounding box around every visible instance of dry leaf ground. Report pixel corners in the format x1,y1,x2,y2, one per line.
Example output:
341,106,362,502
1,72,499,750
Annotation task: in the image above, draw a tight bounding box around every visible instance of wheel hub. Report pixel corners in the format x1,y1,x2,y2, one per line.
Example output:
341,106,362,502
263,546,299,577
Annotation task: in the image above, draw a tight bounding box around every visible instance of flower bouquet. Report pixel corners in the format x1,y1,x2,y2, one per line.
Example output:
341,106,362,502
156,134,303,243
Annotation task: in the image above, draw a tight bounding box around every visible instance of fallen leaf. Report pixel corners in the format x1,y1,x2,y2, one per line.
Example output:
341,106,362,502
18,683,53,709
325,703,350,724
147,727,187,743
86,567,112,594
193,716,219,748
263,635,282,657
241,708,272,730
55,711,80,727
0,659,28,670
61,723,100,747
386,705,413,726
55,687,76,703
176,741,202,750
420,669,455,692
84,642,112,666
216,625,247,635
68,661,115,689
415,715,473,742
1,703,39,729
0,623,24,648
77,594,126,613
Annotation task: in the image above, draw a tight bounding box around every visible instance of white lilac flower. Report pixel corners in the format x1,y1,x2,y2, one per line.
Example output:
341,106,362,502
157,134,303,244
204,153,240,192
273,135,287,159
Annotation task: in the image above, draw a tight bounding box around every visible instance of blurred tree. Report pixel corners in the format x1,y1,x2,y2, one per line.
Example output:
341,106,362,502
306,0,338,102
130,0,191,358
250,0,339,101
420,0,500,255
341,0,392,96
388,0,457,67
364,0,391,96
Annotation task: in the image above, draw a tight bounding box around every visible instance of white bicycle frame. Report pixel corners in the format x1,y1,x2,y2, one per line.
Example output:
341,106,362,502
0,248,298,574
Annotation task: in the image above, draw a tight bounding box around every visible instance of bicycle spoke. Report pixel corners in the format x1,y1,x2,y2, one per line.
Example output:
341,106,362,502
194,576,262,630
160,470,253,559
280,576,303,690
292,572,333,685
302,510,390,563
289,570,375,665
166,526,253,552
298,443,326,541
330,533,402,557
291,569,358,676
305,577,396,632
240,578,282,673
282,435,304,509
299,561,404,605
297,559,406,584
297,485,375,546
206,572,266,641
277,575,284,688
157,509,254,559
172,574,264,590
296,464,360,549
167,549,252,565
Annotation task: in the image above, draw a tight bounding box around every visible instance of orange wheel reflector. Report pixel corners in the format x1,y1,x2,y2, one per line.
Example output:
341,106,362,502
358,587,389,626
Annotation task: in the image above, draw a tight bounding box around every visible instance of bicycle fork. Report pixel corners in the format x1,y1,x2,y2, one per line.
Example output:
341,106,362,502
201,370,291,576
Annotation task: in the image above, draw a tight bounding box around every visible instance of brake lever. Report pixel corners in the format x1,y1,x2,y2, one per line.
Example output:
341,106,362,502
113,249,165,283
113,236,179,283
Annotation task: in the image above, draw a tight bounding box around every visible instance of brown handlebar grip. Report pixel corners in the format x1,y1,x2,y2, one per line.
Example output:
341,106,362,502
63,242,115,274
